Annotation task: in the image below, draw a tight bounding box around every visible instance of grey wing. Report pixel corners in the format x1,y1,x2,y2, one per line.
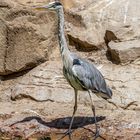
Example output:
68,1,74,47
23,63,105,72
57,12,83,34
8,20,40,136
72,59,112,99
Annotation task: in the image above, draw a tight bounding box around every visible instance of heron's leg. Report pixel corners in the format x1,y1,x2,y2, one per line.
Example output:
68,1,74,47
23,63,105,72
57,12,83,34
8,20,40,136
88,91,99,139
68,89,78,132
59,89,78,140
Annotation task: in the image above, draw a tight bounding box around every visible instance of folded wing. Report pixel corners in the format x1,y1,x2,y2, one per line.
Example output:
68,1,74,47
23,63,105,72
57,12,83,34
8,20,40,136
72,58,112,99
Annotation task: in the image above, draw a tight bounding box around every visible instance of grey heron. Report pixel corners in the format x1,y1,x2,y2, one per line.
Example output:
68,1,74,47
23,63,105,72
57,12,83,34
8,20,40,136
34,1,112,139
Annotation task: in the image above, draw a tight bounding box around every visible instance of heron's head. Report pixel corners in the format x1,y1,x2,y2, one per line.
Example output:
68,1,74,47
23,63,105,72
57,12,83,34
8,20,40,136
34,1,62,11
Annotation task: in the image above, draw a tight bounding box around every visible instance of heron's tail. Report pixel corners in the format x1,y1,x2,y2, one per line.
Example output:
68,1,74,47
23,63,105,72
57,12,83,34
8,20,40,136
92,87,112,100
105,87,112,99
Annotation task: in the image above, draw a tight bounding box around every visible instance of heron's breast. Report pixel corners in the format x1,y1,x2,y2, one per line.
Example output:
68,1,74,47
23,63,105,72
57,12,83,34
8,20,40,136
64,70,85,90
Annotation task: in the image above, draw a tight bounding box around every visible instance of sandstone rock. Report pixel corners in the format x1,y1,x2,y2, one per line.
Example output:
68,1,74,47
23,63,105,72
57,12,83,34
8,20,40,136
0,20,7,74
0,0,140,139
101,64,140,110
108,40,140,64
6,61,139,112
1,0,140,74
0,4,57,75
0,60,140,139
10,61,73,103
0,0,15,20
0,0,14,9
65,0,140,52
60,0,76,10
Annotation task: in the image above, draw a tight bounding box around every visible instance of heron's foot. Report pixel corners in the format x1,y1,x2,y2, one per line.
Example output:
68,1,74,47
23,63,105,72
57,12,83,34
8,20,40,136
94,129,100,140
58,129,73,140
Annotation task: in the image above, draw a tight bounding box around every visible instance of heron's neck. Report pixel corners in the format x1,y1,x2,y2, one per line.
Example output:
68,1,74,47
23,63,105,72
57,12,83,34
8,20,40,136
57,7,69,55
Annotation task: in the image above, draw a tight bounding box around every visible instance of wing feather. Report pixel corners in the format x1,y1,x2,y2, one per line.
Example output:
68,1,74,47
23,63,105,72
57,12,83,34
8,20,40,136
72,58,112,99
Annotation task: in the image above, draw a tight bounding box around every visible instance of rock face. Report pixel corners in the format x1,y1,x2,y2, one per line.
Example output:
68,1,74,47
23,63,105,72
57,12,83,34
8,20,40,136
9,61,140,110
108,40,140,64
0,19,7,74
10,61,73,103
0,0,57,75
0,0,140,139
65,0,140,63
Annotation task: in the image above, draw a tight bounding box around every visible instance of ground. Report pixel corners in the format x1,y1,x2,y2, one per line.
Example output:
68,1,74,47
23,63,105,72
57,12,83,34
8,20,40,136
0,0,140,139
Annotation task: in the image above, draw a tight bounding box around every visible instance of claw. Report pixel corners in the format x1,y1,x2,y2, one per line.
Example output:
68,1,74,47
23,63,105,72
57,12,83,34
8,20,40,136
58,129,73,140
94,129,100,140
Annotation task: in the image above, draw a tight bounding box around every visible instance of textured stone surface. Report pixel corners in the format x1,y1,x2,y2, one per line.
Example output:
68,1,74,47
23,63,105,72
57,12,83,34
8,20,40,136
0,19,7,74
5,61,139,111
10,61,73,103
108,40,140,64
1,0,140,74
0,1,57,75
66,0,140,53
0,0,140,139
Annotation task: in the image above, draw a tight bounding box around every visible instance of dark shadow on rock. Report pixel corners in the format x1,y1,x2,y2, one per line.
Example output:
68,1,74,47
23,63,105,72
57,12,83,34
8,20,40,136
1,68,32,81
10,115,105,129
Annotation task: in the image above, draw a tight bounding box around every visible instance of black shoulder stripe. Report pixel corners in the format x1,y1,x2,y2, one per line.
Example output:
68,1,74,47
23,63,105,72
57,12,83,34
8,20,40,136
73,59,81,65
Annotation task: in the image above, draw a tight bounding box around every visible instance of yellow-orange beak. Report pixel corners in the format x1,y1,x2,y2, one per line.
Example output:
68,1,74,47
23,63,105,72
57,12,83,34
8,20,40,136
33,5,49,11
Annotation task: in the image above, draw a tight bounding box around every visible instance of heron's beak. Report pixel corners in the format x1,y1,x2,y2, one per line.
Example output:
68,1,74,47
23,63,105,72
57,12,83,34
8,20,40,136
33,4,52,11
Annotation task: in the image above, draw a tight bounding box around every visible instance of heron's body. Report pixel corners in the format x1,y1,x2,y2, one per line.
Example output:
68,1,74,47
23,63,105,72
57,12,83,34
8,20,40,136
63,51,112,99
63,53,86,91
57,6,112,99
35,2,112,139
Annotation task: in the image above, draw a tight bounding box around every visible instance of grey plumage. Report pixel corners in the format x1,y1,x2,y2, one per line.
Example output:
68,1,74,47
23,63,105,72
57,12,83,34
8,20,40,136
34,1,112,139
63,52,112,99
